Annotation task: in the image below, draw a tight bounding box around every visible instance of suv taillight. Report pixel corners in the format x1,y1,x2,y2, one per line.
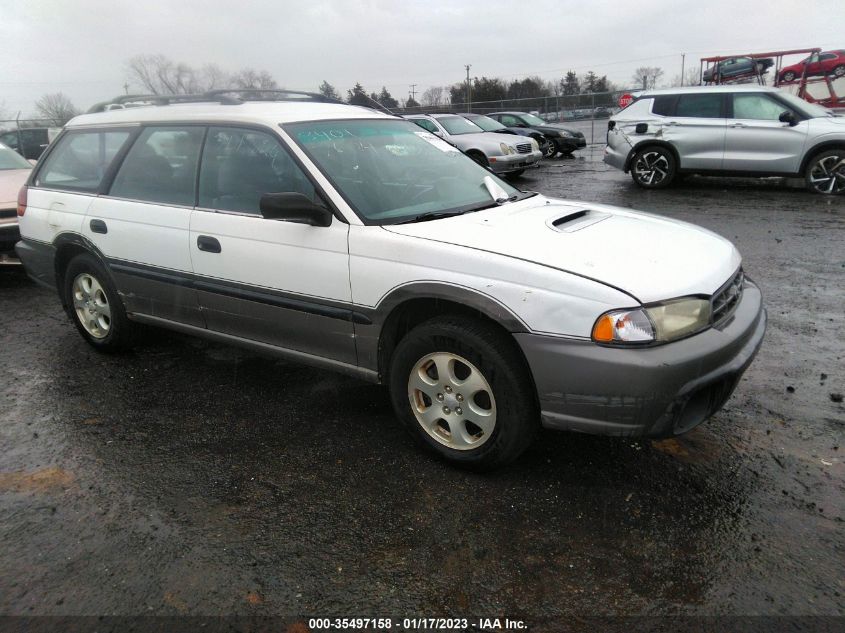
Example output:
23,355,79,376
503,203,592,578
17,186,27,217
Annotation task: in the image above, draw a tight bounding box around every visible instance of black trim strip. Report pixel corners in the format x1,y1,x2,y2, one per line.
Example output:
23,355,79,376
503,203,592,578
108,259,372,325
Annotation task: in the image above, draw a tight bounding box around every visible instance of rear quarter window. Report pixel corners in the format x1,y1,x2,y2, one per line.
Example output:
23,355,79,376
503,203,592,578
35,130,132,192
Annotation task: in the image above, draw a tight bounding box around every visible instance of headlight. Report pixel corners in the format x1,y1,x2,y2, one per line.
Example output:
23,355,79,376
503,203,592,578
592,298,711,345
559,130,573,138
499,143,515,155
530,138,539,151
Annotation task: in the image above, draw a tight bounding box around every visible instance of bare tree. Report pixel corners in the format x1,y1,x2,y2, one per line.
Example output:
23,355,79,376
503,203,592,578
35,92,79,126
669,67,702,88
421,86,445,107
230,69,278,90
631,66,664,90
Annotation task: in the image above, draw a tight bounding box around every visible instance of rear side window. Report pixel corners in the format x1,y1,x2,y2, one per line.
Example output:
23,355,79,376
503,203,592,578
109,126,204,206
36,130,131,192
651,96,677,116
198,127,316,215
410,118,440,134
675,94,723,118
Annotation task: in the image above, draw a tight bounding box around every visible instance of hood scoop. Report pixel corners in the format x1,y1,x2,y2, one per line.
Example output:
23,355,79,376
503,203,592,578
547,208,611,233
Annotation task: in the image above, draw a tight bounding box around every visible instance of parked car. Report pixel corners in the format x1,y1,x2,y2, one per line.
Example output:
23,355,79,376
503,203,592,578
456,112,552,158
403,113,541,176
16,93,766,469
702,57,774,82
779,50,845,82
593,106,611,118
0,142,33,263
0,127,60,161
604,85,845,195
487,111,586,157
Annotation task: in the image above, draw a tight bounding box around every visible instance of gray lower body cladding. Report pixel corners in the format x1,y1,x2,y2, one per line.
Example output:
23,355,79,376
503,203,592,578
516,282,766,437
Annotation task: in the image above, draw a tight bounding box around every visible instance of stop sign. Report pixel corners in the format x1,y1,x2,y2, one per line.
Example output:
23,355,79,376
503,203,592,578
618,93,634,108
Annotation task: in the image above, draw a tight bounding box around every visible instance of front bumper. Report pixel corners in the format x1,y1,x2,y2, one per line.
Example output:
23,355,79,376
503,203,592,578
488,150,543,174
553,136,586,153
516,281,766,437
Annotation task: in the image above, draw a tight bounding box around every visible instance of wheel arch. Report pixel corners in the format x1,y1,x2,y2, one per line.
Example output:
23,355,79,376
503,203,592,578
52,233,114,308
799,141,845,174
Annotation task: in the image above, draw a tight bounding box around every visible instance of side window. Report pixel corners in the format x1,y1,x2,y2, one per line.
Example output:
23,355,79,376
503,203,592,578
732,94,789,121
109,126,204,206
36,130,131,192
411,119,439,134
501,114,521,126
198,127,316,215
651,95,677,116
675,94,723,118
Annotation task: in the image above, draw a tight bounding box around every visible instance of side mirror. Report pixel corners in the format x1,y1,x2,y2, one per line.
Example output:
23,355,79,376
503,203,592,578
259,192,332,227
779,111,798,126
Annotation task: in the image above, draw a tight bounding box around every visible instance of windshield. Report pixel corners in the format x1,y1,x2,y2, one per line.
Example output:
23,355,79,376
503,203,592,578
464,115,506,132
778,92,833,119
286,119,522,225
436,115,483,136
520,113,547,126
0,143,32,170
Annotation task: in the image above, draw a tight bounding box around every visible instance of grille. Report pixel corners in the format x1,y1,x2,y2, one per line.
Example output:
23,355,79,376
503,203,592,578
516,143,532,154
711,269,744,325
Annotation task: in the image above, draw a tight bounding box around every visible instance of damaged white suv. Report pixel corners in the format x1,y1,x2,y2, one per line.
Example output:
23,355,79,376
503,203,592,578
16,91,766,469
605,85,845,195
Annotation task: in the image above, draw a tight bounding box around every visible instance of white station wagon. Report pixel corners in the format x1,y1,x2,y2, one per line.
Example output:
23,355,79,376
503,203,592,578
15,91,766,469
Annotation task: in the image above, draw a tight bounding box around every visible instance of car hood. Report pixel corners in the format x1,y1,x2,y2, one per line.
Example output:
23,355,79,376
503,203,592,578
0,168,30,209
384,196,741,304
536,122,581,134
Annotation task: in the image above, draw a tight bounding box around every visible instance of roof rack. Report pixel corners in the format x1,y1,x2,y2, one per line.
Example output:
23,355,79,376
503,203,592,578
86,89,344,114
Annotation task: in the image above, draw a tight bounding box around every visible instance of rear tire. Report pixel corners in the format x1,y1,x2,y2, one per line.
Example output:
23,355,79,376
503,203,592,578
630,146,677,189
805,149,845,195
388,316,538,470
63,253,135,352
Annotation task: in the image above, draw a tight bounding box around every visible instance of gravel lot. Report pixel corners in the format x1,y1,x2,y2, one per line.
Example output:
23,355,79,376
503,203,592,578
1,148,843,631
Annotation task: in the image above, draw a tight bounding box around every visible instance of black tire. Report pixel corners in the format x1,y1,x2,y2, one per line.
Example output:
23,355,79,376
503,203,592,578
544,143,557,159
782,71,796,82
804,149,845,195
630,145,677,189
388,316,538,470
63,253,136,352
833,65,845,78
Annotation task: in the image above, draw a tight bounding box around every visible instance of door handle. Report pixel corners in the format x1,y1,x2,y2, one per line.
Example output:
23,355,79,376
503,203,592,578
197,235,221,253
89,219,108,234
664,121,679,126
730,122,746,128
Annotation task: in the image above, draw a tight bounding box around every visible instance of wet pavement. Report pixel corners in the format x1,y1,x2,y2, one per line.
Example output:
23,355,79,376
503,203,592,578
1,150,843,629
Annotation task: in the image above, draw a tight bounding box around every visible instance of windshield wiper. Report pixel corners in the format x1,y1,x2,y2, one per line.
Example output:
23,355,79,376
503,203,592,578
395,211,468,224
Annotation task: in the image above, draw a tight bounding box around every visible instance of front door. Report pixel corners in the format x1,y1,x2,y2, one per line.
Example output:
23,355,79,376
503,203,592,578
722,92,808,174
189,126,355,365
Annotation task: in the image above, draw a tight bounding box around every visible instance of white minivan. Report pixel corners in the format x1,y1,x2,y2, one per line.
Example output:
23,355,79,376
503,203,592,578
15,91,766,469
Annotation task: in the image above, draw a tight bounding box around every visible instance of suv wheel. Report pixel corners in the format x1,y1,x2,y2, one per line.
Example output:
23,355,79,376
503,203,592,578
389,316,537,470
805,149,845,195
630,146,676,189
64,253,135,351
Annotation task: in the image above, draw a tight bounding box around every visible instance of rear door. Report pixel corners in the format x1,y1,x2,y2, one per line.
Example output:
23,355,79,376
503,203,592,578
722,92,808,174
660,93,727,170
189,126,355,364
86,125,205,326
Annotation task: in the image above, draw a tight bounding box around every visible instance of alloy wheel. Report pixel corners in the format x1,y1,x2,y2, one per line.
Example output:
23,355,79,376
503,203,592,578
633,151,671,186
808,154,845,195
407,352,496,450
72,273,111,338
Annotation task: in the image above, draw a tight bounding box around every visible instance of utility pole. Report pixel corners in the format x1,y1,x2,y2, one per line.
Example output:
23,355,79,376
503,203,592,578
123,82,130,95
409,84,417,104
465,64,472,111
680,53,686,86
642,74,648,90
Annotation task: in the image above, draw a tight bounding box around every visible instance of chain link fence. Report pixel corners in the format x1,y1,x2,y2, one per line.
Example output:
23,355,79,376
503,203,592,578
395,89,639,145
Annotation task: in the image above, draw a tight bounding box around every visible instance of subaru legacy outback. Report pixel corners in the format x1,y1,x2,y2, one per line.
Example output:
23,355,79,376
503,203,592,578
15,91,766,469
605,85,845,195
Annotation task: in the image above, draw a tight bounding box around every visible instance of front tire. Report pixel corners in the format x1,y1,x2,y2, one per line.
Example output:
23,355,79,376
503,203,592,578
782,70,796,82
630,146,677,189
805,149,845,195
63,253,135,351
544,143,557,159
389,317,538,470
833,65,845,78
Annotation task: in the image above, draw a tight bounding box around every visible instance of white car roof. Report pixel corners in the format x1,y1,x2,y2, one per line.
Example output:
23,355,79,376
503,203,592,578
66,101,396,128
638,85,781,97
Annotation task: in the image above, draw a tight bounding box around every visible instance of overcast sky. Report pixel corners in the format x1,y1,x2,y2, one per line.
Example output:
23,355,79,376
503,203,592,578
2,0,843,117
